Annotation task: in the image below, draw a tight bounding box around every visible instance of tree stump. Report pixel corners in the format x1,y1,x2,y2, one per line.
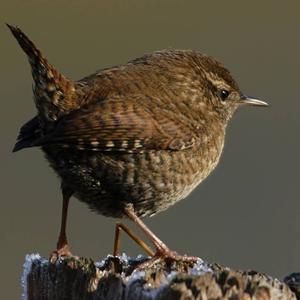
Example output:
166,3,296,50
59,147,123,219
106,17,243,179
22,253,299,300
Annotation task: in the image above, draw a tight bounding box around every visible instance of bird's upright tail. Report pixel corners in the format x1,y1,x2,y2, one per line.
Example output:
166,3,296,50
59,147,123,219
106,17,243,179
7,24,78,122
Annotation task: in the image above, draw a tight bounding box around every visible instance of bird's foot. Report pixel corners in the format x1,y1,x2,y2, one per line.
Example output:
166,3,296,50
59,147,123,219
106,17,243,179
136,245,198,270
123,203,198,270
49,244,73,264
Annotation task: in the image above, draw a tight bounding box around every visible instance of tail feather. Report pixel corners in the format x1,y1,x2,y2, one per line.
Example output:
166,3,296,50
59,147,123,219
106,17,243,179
6,24,48,70
7,24,78,122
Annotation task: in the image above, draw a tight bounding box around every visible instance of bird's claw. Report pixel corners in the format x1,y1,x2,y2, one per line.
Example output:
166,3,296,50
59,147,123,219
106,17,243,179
135,247,198,270
49,244,73,264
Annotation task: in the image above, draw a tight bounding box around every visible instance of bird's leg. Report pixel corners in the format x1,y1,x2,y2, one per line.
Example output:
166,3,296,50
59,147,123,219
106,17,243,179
124,203,198,267
56,192,72,255
113,222,154,257
50,186,73,263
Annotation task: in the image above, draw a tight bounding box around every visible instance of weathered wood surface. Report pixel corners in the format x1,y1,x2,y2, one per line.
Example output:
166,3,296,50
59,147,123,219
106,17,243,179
22,254,299,300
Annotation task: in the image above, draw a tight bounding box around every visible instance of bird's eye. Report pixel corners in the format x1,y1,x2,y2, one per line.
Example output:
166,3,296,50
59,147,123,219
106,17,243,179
220,89,230,101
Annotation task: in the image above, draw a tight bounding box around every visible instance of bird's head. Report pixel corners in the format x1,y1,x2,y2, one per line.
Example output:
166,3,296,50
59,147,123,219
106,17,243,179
192,52,268,122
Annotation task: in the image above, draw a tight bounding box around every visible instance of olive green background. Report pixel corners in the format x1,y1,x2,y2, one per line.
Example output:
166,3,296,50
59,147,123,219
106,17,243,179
1,1,299,298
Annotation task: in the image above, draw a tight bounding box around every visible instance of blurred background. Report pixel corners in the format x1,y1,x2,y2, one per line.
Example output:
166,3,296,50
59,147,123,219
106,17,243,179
1,1,299,298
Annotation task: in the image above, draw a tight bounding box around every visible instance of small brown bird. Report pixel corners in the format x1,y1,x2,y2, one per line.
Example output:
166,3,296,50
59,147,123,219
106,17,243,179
9,24,267,265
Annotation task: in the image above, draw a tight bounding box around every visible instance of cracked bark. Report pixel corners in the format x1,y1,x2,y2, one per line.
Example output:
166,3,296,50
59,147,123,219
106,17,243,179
23,255,299,300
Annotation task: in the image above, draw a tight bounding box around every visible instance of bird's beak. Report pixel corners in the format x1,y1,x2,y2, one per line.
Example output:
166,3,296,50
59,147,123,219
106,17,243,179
239,95,268,107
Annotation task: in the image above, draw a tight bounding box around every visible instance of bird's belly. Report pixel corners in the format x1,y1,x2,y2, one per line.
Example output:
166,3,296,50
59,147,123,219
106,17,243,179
43,144,222,218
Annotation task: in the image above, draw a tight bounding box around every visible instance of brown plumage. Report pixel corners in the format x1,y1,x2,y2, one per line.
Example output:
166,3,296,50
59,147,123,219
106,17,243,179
9,24,267,264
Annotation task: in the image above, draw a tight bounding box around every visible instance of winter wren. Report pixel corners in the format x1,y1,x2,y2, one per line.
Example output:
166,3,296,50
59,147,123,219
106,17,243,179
9,24,268,264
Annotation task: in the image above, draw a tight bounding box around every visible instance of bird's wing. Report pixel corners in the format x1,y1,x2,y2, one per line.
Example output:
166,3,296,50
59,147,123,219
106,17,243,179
33,99,196,152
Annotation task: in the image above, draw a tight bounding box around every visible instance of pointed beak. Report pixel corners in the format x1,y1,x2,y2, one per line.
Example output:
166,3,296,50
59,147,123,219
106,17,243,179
239,95,268,107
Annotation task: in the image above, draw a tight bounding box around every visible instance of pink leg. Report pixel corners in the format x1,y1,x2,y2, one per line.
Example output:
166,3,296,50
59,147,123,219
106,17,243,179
113,222,154,256
124,203,198,268
50,187,73,263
